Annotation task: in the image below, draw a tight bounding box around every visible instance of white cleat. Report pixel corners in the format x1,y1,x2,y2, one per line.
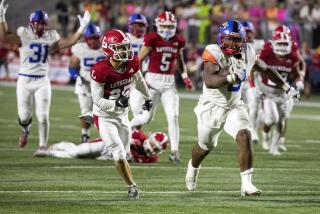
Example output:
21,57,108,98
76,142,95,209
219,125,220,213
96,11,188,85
185,160,200,191
241,184,262,197
33,146,48,157
269,149,281,156
279,144,287,152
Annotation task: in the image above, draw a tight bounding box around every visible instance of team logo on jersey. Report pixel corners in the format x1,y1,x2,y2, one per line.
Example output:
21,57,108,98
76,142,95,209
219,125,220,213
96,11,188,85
91,70,96,79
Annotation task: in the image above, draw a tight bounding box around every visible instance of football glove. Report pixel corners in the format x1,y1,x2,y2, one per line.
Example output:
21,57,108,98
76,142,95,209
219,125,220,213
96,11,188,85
286,86,300,101
183,77,193,90
234,69,247,82
0,0,9,22
77,10,91,33
142,100,153,111
296,80,304,91
115,96,129,108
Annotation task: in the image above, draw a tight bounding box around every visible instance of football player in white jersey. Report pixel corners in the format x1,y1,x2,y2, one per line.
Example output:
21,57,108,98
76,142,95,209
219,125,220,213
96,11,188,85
240,20,265,145
185,20,300,196
126,13,149,120
0,0,91,155
69,23,105,143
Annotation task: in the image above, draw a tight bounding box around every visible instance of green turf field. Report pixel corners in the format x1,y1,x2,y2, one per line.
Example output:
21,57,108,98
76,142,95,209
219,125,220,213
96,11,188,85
0,84,319,214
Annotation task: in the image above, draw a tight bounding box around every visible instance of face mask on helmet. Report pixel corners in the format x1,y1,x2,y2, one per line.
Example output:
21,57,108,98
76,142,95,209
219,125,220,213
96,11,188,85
143,132,169,157
129,13,148,38
272,33,292,56
83,24,101,50
29,10,48,37
155,11,177,40
102,29,134,61
219,35,245,55
218,20,246,56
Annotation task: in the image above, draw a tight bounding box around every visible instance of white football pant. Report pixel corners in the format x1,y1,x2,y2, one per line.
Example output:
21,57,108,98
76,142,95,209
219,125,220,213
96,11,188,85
17,76,51,147
129,88,145,117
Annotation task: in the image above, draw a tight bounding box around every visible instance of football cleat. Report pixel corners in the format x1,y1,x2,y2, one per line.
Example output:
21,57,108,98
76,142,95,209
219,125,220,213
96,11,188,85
169,151,181,163
241,184,262,197
128,185,139,199
269,149,281,156
185,160,200,191
279,144,287,152
18,130,29,148
33,146,48,157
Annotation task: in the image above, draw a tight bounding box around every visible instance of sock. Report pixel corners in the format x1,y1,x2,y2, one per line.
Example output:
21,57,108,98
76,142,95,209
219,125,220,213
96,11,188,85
81,128,90,136
279,137,285,145
270,130,280,153
38,120,49,147
262,130,271,143
168,116,179,151
186,159,201,180
240,168,253,186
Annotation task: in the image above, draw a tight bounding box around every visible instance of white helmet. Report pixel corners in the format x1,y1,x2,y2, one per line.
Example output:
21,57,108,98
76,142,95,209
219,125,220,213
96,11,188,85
271,32,292,56
155,11,177,40
143,132,169,157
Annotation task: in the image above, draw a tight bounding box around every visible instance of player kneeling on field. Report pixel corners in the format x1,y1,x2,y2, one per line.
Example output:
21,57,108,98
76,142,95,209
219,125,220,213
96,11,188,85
41,130,169,163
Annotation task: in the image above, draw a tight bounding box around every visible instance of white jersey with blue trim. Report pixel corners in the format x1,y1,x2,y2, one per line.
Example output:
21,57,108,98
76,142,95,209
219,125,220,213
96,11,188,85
126,32,149,72
200,44,256,108
17,27,60,76
126,33,143,56
71,42,105,82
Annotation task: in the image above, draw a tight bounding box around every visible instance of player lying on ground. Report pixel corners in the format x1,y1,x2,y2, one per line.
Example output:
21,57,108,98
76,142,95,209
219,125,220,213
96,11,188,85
42,130,169,163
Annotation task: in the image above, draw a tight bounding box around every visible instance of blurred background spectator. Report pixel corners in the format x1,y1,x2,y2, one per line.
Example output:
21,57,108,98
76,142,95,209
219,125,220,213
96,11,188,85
2,0,320,95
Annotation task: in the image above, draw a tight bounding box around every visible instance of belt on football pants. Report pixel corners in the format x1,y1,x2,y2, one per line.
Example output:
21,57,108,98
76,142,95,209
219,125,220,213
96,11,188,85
19,73,46,78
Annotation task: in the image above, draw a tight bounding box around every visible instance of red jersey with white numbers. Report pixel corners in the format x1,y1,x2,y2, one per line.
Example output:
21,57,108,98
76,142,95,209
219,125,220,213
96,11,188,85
144,32,185,74
259,42,299,88
90,56,139,100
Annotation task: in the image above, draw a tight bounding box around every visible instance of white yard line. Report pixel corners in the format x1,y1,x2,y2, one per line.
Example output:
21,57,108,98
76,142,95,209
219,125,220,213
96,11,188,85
0,190,319,194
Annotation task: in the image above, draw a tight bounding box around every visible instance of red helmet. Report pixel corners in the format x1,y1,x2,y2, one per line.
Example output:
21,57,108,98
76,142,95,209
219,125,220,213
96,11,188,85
143,132,169,157
271,32,292,56
102,29,133,61
155,11,177,40
273,25,291,37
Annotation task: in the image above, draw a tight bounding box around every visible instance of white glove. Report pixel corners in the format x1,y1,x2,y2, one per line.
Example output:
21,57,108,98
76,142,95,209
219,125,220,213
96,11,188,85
233,69,247,82
296,80,304,91
77,10,91,33
0,0,9,22
286,86,300,101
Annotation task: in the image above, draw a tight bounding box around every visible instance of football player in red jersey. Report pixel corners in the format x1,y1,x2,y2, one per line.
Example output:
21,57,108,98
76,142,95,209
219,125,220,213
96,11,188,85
90,29,152,199
258,32,302,155
43,130,169,164
130,11,193,163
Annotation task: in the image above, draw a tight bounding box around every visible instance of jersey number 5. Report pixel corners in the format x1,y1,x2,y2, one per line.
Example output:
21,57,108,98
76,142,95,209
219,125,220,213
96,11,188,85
29,44,49,63
160,53,172,72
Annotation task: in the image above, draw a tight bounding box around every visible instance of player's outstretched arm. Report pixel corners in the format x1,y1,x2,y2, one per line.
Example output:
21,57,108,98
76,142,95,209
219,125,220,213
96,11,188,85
52,11,91,51
138,45,151,70
133,70,152,100
253,59,300,100
177,48,193,90
0,0,21,45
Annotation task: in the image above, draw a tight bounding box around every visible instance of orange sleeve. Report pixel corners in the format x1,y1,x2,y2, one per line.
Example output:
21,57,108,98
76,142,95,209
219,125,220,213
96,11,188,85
202,49,217,64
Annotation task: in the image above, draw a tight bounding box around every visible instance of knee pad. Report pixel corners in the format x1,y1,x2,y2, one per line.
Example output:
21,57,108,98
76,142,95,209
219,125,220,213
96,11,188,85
18,117,32,127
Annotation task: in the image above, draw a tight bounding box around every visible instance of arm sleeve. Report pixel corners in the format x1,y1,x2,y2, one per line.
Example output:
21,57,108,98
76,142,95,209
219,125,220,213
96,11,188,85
90,80,116,111
133,71,152,100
